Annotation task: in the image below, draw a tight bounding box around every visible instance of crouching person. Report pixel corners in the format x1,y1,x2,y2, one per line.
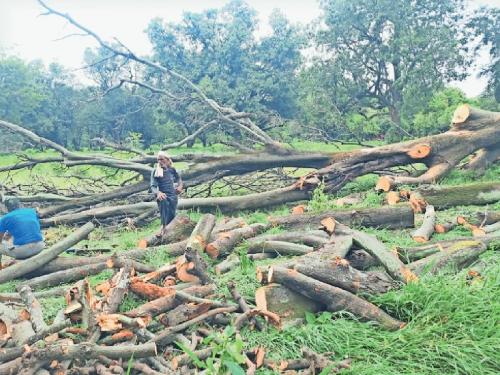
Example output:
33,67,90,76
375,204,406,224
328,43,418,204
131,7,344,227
0,198,45,260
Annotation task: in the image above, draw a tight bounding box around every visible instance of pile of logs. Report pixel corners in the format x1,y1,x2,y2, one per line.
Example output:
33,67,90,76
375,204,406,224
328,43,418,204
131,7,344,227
0,203,496,374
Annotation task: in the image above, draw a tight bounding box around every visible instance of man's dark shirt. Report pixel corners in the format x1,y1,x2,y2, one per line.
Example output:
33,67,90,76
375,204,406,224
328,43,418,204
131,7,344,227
150,167,180,200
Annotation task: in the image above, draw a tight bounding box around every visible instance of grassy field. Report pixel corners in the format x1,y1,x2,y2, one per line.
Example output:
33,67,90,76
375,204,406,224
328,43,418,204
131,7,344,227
0,145,499,374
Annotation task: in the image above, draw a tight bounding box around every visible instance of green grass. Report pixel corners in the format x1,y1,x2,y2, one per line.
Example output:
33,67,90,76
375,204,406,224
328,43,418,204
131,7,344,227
243,256,500,374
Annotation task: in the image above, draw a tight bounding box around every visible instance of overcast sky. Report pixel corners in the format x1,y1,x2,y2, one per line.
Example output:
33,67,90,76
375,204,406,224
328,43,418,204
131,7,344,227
0,0,498,97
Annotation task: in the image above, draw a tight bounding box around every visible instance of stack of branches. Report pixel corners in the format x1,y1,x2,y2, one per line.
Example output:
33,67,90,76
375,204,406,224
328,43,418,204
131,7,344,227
0,204,497,373
0,213,364,374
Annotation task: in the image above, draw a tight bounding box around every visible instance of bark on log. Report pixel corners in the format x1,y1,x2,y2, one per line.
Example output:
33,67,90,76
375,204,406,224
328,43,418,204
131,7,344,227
206,223,268,258
183,247,212,284
159,302,211,327
171,348,212,370
102,263,132,314
464,143,500,171
255,284,323,323
345,249,378,271
413,182,500,209
247,231,329,249
268,267,404,330
269,205,415,230
21,262,108,290
247,241,314,256
126,284,216,318
0,286,66,303
185,214,216,253
434,221,457,234
139,214,196,248
293,258,397,295
409,239,492,275
412,205,436,243
0,222,94,284
18,286,47,333
337,224,417,283
475,211,500,226
214,254,241,275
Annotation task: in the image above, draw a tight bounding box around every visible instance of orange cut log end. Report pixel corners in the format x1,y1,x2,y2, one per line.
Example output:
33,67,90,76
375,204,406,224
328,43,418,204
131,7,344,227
434,224,446,233
375,176,393,192
412,236,428,243
137,239,148,249
386,191,401,205
452,104,471,124
406,144,431,159
205,244,219,259
472,228,486,237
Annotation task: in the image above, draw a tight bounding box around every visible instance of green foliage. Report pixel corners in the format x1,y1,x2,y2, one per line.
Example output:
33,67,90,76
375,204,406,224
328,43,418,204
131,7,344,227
176,325,246,374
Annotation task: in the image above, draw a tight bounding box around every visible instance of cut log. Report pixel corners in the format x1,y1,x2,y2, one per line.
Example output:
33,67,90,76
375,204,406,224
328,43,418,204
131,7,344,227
18,286,47,333
412,205,436,243
473,221,500,237
247,230,329,249
268,267,405,330
153,305,238,345
255,284,323,323
186,214,216,253
184,247,212,284
205,223,268,258
269,205,414,230
406,143,431,159
106,256,155,274
337,224,418,283
160,302,211,327
0,286,66,303
375,176,394,192
214,254,241,275
20,262,108,290
434,221,457,233
138,214,196,248
385,191,401,205
293,258,397,295
247,241,314,256
126,284,215,318
171,348,213,370
130,279,175,300
102,263,133,314
0,222,94,284
409,239,491,275
414,181,500,209
475,211,500,226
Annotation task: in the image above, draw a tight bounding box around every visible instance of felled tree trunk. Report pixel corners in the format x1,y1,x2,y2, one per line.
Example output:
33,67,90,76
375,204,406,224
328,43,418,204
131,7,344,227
247,241,314,256
292,258,397,295
206,223,268,258
269,205,414,230
247,231,329,249
411,182,500,209
268,267,404,330
185,214,216,253
409,239,490,275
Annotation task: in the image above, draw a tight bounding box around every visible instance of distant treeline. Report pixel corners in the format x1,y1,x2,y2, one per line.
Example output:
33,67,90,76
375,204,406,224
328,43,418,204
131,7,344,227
1,0,498,150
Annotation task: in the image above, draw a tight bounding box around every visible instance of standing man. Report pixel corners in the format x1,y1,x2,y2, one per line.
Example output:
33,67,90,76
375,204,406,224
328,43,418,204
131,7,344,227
150,151,183,237
0,198,45,260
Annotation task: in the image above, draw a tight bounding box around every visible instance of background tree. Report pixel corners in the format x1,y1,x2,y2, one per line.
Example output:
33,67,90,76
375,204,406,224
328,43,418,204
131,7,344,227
309,0,473,140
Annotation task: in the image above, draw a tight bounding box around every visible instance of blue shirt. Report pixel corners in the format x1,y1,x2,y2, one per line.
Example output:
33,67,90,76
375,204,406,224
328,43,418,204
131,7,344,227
0,208,43,246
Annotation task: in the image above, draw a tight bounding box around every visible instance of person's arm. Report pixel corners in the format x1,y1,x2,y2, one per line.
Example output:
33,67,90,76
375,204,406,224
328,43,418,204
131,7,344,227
173,169,183,194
